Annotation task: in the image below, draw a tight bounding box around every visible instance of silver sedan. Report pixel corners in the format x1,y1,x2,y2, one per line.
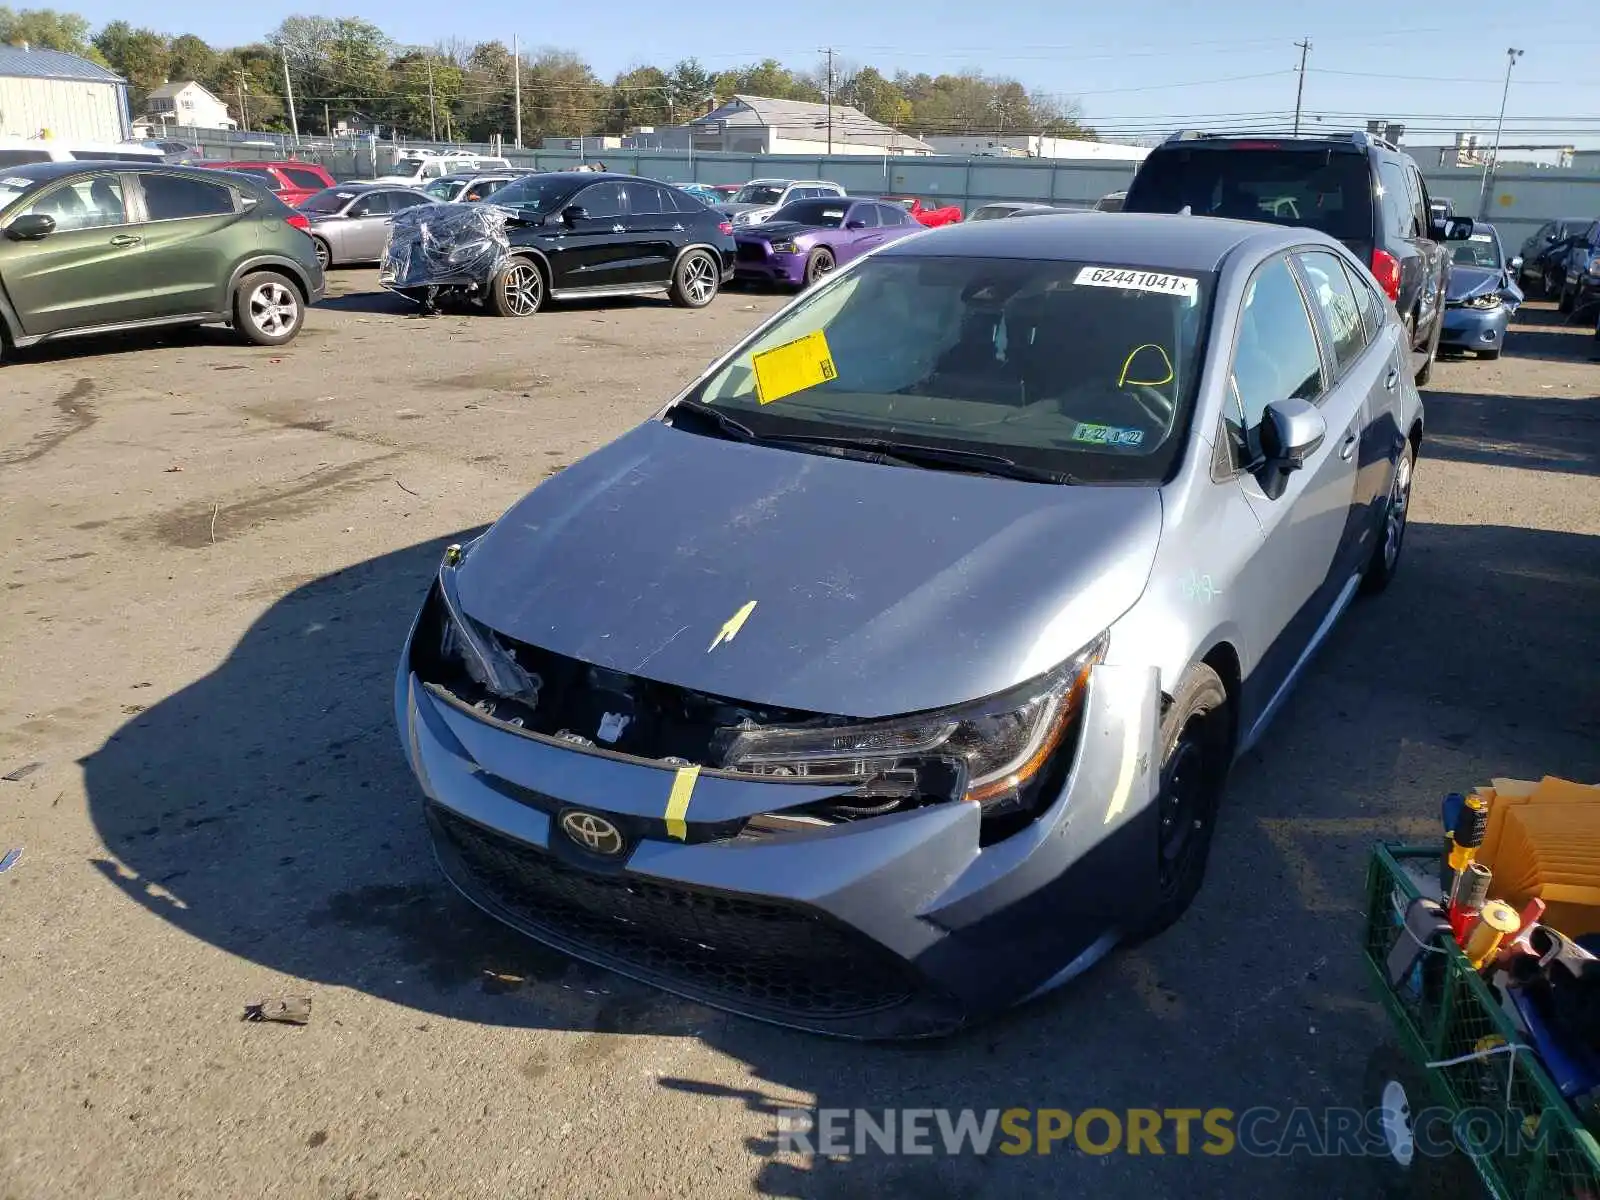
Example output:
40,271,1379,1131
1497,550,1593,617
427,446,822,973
299,184,438,268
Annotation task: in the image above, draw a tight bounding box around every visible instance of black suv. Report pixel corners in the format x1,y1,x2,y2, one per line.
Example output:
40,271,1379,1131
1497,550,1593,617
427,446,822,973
1122,130,1471,383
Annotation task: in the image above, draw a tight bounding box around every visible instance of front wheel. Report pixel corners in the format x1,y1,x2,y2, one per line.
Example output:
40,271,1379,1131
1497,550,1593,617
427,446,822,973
1134,663,1230,940
312,236,331,272
234,271,304,346
488,258,545,317
1414,311,1441,386
1559,282,1576,314
669,249,720,308
803,247,835,287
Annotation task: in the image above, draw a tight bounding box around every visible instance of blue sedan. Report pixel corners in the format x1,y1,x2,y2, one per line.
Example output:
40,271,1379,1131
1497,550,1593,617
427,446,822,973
1440,222,1523,361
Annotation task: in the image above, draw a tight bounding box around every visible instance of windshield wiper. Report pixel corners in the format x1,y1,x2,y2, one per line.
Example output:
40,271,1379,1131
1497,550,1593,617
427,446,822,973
664,399,757,442
756,434,1075,484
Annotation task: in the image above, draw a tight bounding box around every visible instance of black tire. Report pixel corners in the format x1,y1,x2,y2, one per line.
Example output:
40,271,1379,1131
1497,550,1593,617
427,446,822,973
668,249,720,308
312,236,331,272
1414,311,1441,386
1134,663,1230,939
1362,440,1414,594
1543,266,1561,299
233,271,304,347
1361,1042,1479,1199
803,247,835,287
488,257,545,317
1559,282,1575,314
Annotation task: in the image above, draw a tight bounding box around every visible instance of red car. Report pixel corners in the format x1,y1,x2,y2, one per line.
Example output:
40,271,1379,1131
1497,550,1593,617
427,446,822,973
881,195,963,228
203,161,337,207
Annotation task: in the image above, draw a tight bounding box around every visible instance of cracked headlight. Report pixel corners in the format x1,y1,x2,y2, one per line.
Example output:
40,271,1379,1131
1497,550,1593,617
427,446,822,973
1464,292,1503,310
717,634,1107,814
434,541,542,703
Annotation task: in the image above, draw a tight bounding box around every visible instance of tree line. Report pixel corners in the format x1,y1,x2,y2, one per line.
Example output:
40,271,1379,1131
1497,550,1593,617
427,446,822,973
0,7,1093,144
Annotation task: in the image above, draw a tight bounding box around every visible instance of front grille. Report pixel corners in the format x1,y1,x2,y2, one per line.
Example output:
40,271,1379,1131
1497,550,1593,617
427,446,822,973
430,806,917,1021
735,242,767,263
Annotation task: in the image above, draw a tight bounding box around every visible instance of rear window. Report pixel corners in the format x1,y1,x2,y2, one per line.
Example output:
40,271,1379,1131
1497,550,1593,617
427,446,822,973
299,187,353,213
1126,147,1372,241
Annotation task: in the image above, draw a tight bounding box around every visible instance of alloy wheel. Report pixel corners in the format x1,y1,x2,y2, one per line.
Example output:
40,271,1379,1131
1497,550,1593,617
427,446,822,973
808,253,834,284
248,281,298,338
683,254,717,305
502,263,542,316
314,239,330,271
1383,453,1412,569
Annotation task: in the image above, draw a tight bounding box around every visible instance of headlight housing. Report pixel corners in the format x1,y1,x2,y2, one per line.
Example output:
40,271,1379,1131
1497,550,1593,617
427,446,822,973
434,540,542,703
1465,292,1503,310
769,240,797,254
716,634,1107,815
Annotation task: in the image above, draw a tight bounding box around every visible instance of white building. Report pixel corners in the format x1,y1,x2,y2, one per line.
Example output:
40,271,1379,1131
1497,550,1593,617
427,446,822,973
923,134,1149,163
144,80,236,131
636,94,935,157
0,43,127,141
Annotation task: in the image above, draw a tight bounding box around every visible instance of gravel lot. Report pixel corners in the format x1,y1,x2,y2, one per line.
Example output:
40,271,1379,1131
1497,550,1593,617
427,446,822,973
2,272,1597,1200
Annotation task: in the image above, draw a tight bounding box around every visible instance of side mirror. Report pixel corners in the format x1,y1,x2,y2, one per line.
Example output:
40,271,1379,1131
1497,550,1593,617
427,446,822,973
7,212,56,240
562,204,587,225
1509,255,1523,273
845,218,866,230
1442,216,1475,241
1259,397,1326,470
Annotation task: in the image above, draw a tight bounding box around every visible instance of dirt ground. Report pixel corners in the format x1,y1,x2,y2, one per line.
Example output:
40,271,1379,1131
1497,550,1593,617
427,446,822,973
1,275,1597,1200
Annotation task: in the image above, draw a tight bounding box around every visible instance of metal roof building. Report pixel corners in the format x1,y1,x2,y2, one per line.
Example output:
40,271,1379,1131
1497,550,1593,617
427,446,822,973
633,94,936,157
0,44,129,142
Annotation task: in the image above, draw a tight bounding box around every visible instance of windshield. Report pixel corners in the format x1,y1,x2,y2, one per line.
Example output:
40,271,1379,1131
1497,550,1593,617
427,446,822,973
422,178,460,200
771,199,849,227
734,183,785,205
1453,230,1504,268
299,188,356,213
0,174,42,212
1126,148,1370,240
486,173,582,213
690,255,1213,484
393,157,427,177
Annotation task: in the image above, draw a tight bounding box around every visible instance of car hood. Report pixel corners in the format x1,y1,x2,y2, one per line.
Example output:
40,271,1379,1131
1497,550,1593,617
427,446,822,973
735,220,828,243
1447,264,1511,302
454,420,1163,718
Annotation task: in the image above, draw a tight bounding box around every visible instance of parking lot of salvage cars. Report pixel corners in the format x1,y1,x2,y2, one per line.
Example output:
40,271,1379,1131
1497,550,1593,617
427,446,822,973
1,271,1597,1200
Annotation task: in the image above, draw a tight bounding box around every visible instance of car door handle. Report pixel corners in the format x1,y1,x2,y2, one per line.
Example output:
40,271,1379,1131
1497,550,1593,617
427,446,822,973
1384,368,1399,391
1340,432,1358,461
612,224,625,233
109,234,142,247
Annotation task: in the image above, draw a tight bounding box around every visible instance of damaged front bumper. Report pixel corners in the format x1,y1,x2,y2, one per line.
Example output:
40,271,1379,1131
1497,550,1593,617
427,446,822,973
1440,301,1511,353
394,628,1163,1038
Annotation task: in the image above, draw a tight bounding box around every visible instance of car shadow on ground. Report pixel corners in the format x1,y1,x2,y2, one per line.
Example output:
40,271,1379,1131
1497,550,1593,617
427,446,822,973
1421,389,1600,477
1502,302,1600,361
78,514,1600,1197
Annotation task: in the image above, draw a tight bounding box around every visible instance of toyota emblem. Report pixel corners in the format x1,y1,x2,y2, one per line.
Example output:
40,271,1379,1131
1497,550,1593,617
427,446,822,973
560,810,626,857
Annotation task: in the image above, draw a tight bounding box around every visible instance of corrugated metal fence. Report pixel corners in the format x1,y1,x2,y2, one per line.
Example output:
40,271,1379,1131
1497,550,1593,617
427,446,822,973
184,130,1600,236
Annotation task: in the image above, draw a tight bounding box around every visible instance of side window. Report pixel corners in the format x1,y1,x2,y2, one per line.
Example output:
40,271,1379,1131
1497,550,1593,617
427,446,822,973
1297,250,1368,373
1531,222,1552,246
1375,162,1410,239
351,192,391,216
1226,256,1324,464
666,187,700,213
390,191,430,211
139,172,234,221
1403,165,1429,237
620,181,664,215
1337,257,1385,341
878,204,906,226
284,168,327,190
576,183,623,219
18,174,129,230
847,204,879,228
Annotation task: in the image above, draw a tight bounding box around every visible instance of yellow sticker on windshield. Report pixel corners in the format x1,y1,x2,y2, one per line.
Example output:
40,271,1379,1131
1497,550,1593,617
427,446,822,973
751,329,837,405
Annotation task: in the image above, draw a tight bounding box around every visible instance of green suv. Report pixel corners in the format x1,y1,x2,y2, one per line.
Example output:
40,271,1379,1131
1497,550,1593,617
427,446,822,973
0,161,324,360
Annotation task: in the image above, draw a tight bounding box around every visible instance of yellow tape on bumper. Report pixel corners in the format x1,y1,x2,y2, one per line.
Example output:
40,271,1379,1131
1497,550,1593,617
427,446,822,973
665,765,701,842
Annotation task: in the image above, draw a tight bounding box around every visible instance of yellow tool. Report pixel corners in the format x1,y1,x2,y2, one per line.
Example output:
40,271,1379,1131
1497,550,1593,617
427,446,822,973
1465,901,1521,969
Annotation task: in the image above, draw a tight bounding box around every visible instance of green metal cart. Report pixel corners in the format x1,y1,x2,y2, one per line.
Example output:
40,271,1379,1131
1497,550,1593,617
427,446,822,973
1363,842,1600,1199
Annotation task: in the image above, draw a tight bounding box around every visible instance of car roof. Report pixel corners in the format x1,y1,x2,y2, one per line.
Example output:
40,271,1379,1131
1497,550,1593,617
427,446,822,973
879,211,1318,271
0,160,228,182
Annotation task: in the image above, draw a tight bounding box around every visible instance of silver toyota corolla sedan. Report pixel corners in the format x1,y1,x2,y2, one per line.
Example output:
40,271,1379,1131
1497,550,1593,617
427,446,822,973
396,212,1422,1037
299,184,437,268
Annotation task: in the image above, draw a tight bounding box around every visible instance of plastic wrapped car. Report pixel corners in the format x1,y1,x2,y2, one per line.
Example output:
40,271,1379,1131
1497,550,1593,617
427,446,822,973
379,202,510,292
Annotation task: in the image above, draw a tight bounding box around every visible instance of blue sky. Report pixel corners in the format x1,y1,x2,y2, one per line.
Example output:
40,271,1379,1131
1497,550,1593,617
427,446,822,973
71,0,1600,150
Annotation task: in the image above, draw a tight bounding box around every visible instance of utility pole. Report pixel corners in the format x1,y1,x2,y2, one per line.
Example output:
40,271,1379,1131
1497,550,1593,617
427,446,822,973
280,44,299,145
324,102,331,138
1481,48,1524,219
426,54,438,142
236,74,249,132
1292,39,1311,136
824,46,834,154
513,35,523,148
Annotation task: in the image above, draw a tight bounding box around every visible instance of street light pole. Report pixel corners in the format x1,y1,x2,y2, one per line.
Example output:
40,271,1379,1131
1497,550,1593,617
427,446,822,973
1480,48,1523,219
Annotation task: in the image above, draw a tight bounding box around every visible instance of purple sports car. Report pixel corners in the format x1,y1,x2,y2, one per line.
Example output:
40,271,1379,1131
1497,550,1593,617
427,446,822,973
733,197,924,288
